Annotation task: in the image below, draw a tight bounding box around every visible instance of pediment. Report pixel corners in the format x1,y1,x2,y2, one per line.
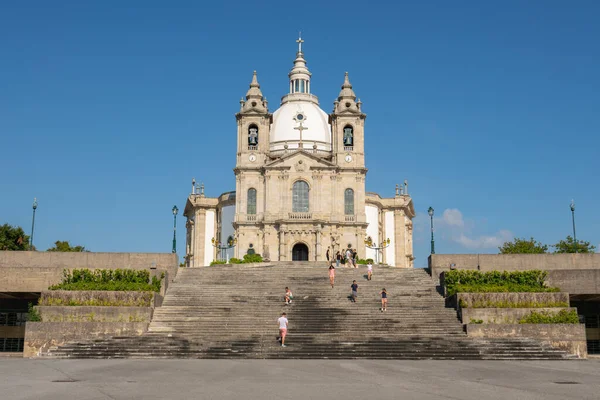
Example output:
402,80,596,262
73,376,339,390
264,150,336,170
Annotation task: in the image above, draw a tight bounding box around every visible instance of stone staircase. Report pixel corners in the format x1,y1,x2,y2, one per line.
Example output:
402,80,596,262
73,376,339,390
44,263,571,359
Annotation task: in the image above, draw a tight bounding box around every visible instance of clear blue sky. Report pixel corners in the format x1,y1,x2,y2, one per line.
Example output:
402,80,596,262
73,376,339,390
1,1,598,266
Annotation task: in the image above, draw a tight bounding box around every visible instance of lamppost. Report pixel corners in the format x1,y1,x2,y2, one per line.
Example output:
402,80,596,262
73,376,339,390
172,205,178,254
30,198,38,250
364,237,391,265
211,236,237,262
428,206,435,254
570,200,577,253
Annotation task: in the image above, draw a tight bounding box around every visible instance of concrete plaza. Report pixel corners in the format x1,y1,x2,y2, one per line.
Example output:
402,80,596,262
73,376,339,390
0,359,599,400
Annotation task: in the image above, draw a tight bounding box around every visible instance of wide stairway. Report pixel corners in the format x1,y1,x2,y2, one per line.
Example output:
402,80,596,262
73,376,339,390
45,263,570,359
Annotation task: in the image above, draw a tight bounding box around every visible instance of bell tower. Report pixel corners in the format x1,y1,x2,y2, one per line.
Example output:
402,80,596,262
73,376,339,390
330,72,366,168
236,71,271,169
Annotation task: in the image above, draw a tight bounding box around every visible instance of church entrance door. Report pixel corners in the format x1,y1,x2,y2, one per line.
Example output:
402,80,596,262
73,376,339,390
292,243,309,261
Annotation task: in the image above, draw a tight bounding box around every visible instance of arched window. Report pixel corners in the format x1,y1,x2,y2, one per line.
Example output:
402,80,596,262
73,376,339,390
344,188,354,215
292,180,309,212
343,125,354,146
247,188,257,215
248,125,258,146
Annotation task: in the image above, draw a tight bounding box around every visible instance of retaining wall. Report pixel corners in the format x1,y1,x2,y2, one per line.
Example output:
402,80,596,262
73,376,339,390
36,306,152,323
447,292,570,309
461,307,577,325
0,251,178,292
24,322,148,358
466,323,587,358
39,290,155,307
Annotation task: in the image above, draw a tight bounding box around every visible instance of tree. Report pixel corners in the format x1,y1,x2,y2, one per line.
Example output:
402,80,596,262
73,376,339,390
552,236,596,254
0,224,31,251
498,237,548,254
46,241,88,252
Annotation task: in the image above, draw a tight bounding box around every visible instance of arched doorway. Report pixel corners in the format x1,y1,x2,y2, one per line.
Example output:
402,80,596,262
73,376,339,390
292,243,309,261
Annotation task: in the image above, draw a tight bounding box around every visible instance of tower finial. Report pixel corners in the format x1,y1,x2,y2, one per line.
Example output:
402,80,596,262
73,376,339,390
245,71,263,100
296,32,304,54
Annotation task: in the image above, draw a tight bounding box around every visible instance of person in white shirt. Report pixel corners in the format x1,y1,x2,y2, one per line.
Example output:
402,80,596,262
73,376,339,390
367,262,373,281
345,249,352,267
277,312,289,347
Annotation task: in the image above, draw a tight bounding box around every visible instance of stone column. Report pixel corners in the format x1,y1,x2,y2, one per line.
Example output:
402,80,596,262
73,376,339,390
194,209,207,268
394,210,407,268
316,226,322,261
279,227,285,261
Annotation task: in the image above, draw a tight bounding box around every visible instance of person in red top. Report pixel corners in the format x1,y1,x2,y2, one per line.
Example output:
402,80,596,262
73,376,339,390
328,264,336,288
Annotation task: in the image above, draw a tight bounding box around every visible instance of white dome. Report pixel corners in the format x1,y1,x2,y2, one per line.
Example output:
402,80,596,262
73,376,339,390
270,98,332,152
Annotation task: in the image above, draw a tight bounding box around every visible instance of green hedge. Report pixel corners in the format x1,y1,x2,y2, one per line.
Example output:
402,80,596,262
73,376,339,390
210,254,263,265
356,258,374,265
444,270,558,296
460,299,569,309
49,269,162,292
519,309,579,324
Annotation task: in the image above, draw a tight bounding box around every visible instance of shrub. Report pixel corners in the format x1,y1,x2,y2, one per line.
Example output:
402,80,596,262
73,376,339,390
444,270,557,296
469,319,484,324
49,269,162,292
210,260,227,266
27,302,41,322
519,309,579,324
357,258,374,265
242,253,263,263
467,300,569,309
39,291,153,307
229,258,243,264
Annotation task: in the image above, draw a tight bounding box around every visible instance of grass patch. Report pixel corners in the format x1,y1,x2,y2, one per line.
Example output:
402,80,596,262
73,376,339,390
519,309,579,324
445,270,558,296
49,269,162,292
464,300,569,309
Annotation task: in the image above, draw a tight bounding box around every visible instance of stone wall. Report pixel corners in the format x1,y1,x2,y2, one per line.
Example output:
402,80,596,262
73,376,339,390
0,251,178,292
36,306,152,322
466,324,587,358
39,290,155,307
430,253,600,278
546,270,600,294
449,292,570,309
461,307,577,325
24,322,148,357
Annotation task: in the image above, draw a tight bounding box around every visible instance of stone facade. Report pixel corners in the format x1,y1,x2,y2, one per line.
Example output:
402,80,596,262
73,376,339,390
184,39,414,267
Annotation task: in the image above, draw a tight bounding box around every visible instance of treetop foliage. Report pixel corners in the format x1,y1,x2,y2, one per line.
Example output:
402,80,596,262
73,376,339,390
47,240,88,252
0,224,30,251
499,236,596,254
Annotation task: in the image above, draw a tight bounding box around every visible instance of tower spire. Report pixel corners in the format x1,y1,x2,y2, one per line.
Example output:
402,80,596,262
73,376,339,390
245,70,263,100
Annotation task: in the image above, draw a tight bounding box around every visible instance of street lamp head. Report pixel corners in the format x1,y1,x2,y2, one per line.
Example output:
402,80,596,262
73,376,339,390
172,205,179,215
32,198,38,210
428,206,434,217
570,200,575,212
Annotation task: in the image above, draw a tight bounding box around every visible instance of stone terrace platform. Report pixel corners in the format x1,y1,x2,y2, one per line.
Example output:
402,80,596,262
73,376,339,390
43,263,572,359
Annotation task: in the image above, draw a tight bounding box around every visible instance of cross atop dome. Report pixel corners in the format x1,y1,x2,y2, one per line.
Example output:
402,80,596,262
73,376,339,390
296,32,304,54
288,34,312,96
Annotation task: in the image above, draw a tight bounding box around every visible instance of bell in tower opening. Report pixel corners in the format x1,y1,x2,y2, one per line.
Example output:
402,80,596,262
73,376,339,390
248,125,258,145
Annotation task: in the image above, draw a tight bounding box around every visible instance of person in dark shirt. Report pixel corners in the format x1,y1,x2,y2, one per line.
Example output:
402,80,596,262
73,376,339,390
326,247,330,262
335,251,341,268
350,280,358,302
380,288,388,311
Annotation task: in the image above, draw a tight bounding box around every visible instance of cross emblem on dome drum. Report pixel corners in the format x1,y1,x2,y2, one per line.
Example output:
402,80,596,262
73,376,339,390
294,122,308,149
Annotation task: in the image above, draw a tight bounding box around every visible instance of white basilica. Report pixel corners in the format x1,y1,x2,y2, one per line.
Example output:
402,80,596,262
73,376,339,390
184,38,415,267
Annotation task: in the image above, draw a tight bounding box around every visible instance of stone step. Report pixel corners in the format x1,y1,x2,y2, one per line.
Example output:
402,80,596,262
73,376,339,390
45,263,571,360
